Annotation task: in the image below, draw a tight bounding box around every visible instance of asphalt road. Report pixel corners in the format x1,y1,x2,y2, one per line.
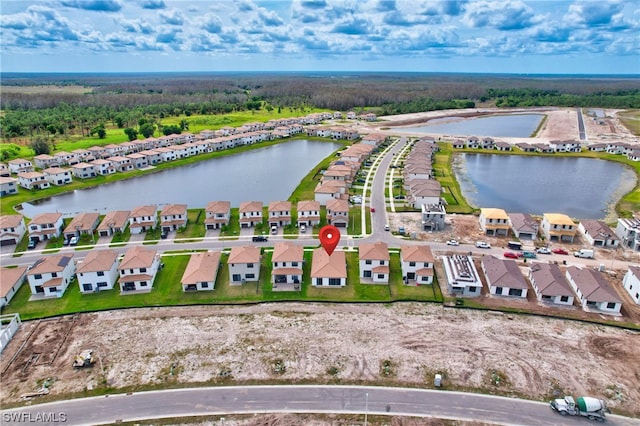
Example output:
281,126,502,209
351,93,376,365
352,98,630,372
1,385,638,426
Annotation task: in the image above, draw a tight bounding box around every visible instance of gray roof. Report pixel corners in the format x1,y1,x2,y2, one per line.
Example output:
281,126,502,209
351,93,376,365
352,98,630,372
566,266,621,304
509,213,539,234
529,262,574,297
482,255,529,289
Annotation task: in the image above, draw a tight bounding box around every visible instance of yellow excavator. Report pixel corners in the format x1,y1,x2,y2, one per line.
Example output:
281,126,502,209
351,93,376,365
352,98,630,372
72,349,96,368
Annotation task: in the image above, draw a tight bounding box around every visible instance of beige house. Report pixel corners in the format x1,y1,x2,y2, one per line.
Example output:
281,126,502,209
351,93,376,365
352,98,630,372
204,201,231,230
239,201,263,228
310,248,347,288
181,251,222,291
228,246,261,284
271,242,304,291
97,210,130,237
479,208,510,236
359,241,390,284
541,213,576,242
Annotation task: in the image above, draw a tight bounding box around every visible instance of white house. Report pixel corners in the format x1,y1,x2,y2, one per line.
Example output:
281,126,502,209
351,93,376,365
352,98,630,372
97,210,130,237
268,201,292,228
181,251,222,291
400,245,435,285
528,262,575,305
77,250,119,293
28,212,64,242
129,205,158,234
326,198,349,228
238,201,263,228
8,158,33,174
508,213,539,240
565,266,622,314
27,254,76,298
160,204,188,232
0,214,26,246
616,217,640,251
0,265,28,307
228,245,261,284
296,200,321,227
442,255,483,297
17,172,50,190
479,208,510,236
0,177,18,197
578,219,619,248
481,255,529,298
204,201,231,230
622,266,640,305
271,242,304,290
310,248,347,287
118,246,160,293
359,241,390,284
43,167,72,186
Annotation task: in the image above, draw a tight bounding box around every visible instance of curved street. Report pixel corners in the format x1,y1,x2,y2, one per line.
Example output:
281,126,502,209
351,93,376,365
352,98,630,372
1,385,638,426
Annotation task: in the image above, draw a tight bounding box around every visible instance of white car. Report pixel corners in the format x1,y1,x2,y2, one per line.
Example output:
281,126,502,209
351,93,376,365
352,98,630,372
384,224,390,231
300,224,306,233
536,247,552,254
475,241,491,249
446,239,459,246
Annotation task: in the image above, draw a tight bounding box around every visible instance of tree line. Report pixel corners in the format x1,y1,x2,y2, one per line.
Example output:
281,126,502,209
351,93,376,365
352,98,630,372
1,73,639,143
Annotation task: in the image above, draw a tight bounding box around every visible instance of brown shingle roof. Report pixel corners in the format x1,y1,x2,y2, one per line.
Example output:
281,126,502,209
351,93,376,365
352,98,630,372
0,266,28,299
482,255,529,289
181,251,221,285
206,201,231,214
326,198,349,212
529,262,574,297
30,212,63,225
0,214,24,229
566,266,621,303
272,243,303,263
119,246,157,270
268,201,291,212
310,248,346,278
239,201,263,213
228,246,261,264
359,241,389,261
77,250,119,273
131,205,157,217
97,210,130,231
161,204,187,216
297,200,320,212
64,212,100,233
401,245,434,263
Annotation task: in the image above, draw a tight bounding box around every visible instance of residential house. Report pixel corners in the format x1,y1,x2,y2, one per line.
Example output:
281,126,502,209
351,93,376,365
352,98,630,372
421,204,446,232
8,158,33,174
550,140,581,152
565,266,622,314
271,242,304,290
407,180,441,209
27,254,75,298
17,172,50,190
515,142,536,152
77,250,119,293
71,162,97,179
616,217,640,251
128,205,158,234
63,212,100,240
359,241,390,284
160,204,188,232
91,159,116,175
126,153,148,169
43,167,72,186
541,213,576,243
442,255,483,297
587,143,607,152
268,201,292,228
578,219,619,248
326,198,349,228
400,245,434,285
97,210,130,237
508,213,539,240
238,201,263,228
0,177,18,196
622,266,640,304
204,201,231,230
0,214,26,245
28,212,64,242
0,163,9,177
528,262,575,305
107,156,134,172
466,136,480,148
228,246,261,285
361,133,387,146
494,141,512,151
481,255,529,298
479,208,510,236
314,180,347,205
310,247,347,287
118,246,160,292
181,251,222,291
0,265,28,307
296,200,321,227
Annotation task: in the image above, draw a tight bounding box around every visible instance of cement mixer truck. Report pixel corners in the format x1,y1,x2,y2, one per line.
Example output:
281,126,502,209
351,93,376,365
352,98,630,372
550,395,609,421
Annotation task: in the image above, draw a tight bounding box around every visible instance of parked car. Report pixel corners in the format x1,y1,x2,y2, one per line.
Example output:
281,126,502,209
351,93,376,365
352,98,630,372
394,195,405,200
503,252,521,259
446,239,460,246
160,231,168,239
370,207,376,213
252,235,268,242
523,251,537,259
69,236,79,246
475,241,491,249
63,238,71,246
27,239,37,250
536,247,552,254
552,248,569,255
300,224,306,233
384,224,390,231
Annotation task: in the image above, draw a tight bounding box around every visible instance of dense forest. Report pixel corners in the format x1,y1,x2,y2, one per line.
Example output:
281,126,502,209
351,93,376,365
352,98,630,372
1,72,639,142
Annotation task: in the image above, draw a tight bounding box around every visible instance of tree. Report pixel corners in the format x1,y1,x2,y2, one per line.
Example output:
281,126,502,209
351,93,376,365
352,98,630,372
30,138,51,155
124,127,138,141
90,123,107,139
139,122,155,138
162,124,182,136
179,119,189,130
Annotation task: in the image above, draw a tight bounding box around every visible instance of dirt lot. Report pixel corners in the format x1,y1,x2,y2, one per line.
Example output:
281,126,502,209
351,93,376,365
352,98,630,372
1,302,639,417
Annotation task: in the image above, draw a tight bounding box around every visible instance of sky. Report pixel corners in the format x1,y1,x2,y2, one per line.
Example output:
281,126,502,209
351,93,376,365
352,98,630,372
1,0,639,74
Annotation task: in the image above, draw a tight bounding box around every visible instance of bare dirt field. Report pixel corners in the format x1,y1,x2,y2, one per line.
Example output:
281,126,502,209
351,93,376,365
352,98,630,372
1,302,639,418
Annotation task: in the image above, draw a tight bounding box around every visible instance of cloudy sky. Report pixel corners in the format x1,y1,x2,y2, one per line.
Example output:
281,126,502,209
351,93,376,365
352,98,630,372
1,0,639,74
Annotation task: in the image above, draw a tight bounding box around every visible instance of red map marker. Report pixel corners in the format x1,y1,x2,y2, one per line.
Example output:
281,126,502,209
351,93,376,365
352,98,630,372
319,225,340,256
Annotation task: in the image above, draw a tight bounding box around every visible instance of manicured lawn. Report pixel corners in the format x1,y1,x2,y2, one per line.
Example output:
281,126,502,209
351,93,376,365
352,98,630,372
175,209,206,243
109,227,131,247
433,143,475,214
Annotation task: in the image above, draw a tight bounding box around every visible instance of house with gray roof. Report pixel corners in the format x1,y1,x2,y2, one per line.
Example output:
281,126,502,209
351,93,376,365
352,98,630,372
508,213,539,240
481,255,529,298
578,219,619,248
528,262,575,305
565,266,622,314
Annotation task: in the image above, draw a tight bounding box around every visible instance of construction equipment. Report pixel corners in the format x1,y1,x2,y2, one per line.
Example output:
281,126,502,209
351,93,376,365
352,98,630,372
550,395,609,421
72,349,95,368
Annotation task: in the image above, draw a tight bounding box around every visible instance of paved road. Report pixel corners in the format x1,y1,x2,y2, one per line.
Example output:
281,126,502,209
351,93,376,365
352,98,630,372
1,385,637,426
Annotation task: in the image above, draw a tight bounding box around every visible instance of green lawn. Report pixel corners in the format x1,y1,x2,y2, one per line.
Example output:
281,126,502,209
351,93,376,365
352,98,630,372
175,209,205,243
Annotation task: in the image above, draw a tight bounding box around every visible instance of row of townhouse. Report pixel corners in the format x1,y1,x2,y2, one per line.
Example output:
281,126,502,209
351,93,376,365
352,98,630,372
479,208,624,248
587,142,640,162
453,137,587,154
0,246,161,302
314,142,375,205
442,254,626,314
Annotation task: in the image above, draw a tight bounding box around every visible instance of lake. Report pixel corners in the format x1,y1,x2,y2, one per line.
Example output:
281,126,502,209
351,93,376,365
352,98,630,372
397,114,544,137
454,153,637,219
21,139,341,217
